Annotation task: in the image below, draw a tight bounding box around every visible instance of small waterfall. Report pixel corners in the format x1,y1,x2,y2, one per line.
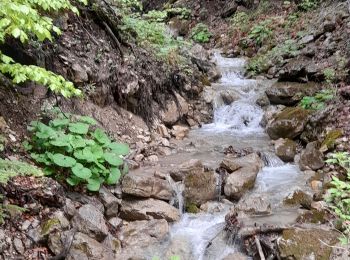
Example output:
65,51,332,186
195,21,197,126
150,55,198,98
260,151,285,167
167,175,185,215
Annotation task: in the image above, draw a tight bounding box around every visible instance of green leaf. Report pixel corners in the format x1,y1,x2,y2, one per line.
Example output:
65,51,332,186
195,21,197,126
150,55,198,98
52,154,76,168
73,147,96,162
78,116,97,125
22,140,32,151
71,163,92,179
67,176,81,186
103,153,123,166
122,162,129,175
87,178,101,191
68,123,89,134
11,28,21,38
109,142,130,155
93,129,110,144
50,118,69,127
106,167,121,185
70,135,87,149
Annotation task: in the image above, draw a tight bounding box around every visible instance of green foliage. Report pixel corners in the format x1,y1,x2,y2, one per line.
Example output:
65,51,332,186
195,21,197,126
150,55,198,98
299,89,334,110
0,135,5,152
144,8,190,22
231,12,249,29
248,19,273,46
323,68,336,84
26,113,130,191
326,152,350,244
298,0,319,12
190,23,212,43
0,158,44,184
0,0,86,97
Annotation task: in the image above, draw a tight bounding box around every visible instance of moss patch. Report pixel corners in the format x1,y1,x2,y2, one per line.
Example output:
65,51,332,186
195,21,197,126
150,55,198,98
41,218,61,236
185,203,200,213
321,129,343,150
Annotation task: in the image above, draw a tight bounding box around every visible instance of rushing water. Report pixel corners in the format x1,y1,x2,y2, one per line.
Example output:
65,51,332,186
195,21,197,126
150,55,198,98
146,53,310,260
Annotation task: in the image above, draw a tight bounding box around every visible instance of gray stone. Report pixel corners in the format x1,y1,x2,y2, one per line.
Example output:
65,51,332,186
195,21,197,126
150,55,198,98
71,204,108,242
118,219,169,248
274,138,298,162
13,238,24,254
170,159,204,181
160,92,188,125
102,234,121,253
235,196,271,216
72,63,88,83
119,198,180,222
108,217,123,229
99,187,120,218
66,232,114,260
299,142,324,171
222,252,248,260
67,192,104,213
122,170,173,201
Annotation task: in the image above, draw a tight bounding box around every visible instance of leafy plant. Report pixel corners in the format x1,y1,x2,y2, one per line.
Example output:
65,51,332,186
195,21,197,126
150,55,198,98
0,158,44,184
0,0,86,97
323,68,336,84
326,152,350,244
248,19,273,46
299,89,334,110
190,23,212,43
25,113,129,191
298,0,319,12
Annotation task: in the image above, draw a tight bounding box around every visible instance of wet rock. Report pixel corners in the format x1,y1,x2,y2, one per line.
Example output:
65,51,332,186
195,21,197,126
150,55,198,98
235,196,271,216
200,200,233,213
274,138,298,162
219,89,240,105
170,159,204,181
266,82,319,106
220,157,241,173
222,153,264,170
119,198,180,222
171,125,189,140
160,93,189,125
299,142,324,171
164,236,192,260
256,93,270,107
99,187,120,218
222,252,248,260
118,219,169,248
184,169,217,206
66,232,114,260
4,176,65,207
121,170,172,201
224,154,264,200
71,204,109,242
266,107,309,140
283,190,313,209
202,87,216,104
278,226,339,260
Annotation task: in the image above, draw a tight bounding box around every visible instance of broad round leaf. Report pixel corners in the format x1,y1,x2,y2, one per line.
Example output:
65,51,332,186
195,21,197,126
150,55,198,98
50,118,69,127
109,142,130,156
103,153,123,166
87,178,101,191
72,163,92,179
106,168,121,185
93,129,110,144
70,136,87,149
68,123,89,135
52,154,76,168
78,116,97,125
67,176,81,186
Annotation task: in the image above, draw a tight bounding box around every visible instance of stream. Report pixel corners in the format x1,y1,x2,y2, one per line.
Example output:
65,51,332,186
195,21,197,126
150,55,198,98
144,53,311,259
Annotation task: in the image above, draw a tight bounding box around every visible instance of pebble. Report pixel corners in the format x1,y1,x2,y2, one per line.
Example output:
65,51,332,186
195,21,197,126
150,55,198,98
13,238,24,254
8,134,16,142
21,220,32,231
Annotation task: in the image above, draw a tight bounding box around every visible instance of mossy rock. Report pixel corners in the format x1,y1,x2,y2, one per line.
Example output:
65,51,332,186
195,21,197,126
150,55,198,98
266,107,310,140
278,227,339,260
283,190,312,209
296,209,328,224
41,218,61,236
185,203,200,214
321,129,342,151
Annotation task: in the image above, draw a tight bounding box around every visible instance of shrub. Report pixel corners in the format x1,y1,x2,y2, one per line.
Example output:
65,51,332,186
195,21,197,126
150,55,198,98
298,0,319,12
190,23,212,43
25,113,129,191
299,89,334,110
248,19,273,46
326,152,350,244
323,68,336,84
0,0,86,97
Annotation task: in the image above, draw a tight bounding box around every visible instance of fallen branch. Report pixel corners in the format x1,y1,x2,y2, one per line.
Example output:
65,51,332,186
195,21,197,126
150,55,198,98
255,235,266,260
239,225,288,238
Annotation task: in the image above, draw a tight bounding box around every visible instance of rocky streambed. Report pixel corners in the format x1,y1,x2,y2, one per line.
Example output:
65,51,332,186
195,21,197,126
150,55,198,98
1,52,348,260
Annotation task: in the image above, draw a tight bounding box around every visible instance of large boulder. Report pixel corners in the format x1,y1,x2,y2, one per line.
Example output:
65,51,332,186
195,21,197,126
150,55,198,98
71,204,109,242
183,169,217,206
299,141,324,171
160,92,189,126
121,170,172,201
118,219,169,248
266,82,319,105
224,153,264,200
119,198,180,222
278,226,339,260
266,107,309,140
66,232,114,260
170,159,204,181
274,138,298,162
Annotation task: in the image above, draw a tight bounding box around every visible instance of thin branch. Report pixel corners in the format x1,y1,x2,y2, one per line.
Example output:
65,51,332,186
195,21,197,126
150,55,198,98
255,235,266,260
